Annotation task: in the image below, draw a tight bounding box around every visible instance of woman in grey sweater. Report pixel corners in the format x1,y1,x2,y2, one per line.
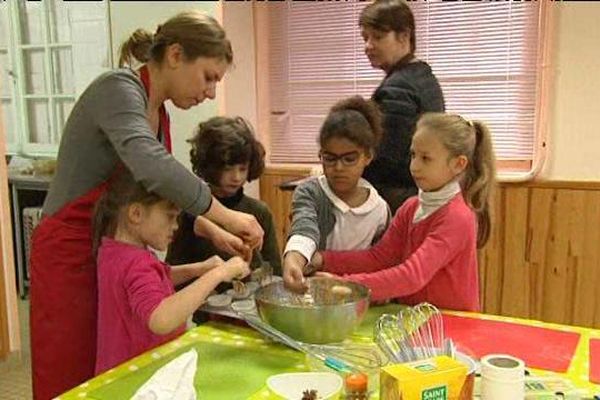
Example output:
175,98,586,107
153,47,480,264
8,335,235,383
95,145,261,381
29,11,262,399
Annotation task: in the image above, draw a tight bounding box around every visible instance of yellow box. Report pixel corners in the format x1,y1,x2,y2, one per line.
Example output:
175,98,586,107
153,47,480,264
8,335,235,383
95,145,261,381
380,356,471,400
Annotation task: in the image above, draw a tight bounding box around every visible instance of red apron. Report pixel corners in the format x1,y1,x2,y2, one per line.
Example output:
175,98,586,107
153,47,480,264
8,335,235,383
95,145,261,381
30,65,171,400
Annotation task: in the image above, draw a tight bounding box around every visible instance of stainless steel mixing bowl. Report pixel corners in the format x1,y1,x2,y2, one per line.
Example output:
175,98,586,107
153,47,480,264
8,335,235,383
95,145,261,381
254,277,370,344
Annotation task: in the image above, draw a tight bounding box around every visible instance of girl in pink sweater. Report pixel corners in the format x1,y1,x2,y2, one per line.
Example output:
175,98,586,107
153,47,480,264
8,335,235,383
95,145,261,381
92,170,250,374
306,113,496,311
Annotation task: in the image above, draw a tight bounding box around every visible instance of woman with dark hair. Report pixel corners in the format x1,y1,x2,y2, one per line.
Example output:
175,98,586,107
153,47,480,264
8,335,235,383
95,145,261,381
360,0,445,213
29,11,263,399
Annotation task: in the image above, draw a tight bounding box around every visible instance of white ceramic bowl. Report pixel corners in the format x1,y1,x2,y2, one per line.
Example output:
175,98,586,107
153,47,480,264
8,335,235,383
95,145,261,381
231,299,256,313
226,287,252,300
207,294,232,308
245,281,260,293
267,372,343,400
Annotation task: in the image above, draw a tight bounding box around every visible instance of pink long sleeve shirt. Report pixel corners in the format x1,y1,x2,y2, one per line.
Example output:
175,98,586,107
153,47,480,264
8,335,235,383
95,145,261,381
322,194,480,311
95,237,185,374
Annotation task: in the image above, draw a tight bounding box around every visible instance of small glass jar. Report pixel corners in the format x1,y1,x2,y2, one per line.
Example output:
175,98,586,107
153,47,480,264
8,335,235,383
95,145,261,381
344,372,370,400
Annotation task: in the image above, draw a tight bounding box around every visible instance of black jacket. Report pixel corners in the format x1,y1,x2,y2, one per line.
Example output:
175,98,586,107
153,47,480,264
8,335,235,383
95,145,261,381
363,60,445,188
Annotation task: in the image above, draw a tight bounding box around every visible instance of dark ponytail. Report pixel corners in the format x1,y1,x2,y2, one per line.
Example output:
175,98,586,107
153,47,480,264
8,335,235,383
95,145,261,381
118,29,154,68
319,95,383,155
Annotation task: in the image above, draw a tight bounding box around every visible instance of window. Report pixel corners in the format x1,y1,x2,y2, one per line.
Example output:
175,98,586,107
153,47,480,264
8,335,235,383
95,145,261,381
0,0,111,156
264,1,550,173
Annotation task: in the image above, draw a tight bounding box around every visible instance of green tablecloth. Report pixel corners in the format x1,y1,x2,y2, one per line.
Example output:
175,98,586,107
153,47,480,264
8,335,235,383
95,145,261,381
57,304,600,400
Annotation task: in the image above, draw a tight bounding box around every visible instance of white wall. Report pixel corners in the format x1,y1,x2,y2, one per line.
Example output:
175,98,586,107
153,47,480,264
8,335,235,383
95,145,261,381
221,2,260,198
109,1,219,171
540,3,600,180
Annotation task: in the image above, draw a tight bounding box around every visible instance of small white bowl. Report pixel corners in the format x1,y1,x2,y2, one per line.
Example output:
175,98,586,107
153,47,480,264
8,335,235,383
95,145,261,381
267,372,343,400
231,299,256,313
226,288,251,300
260,275,283,287
207,294,232,308
245,281,260,293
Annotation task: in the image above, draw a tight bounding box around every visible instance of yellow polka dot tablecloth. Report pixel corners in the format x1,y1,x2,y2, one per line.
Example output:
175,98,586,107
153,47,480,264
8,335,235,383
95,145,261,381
57,305,600,400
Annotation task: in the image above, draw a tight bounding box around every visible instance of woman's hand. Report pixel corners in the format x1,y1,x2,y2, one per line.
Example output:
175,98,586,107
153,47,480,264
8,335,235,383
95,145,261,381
283,251,309,293
222,209,264,251
202,199,264,251
194,216,250,257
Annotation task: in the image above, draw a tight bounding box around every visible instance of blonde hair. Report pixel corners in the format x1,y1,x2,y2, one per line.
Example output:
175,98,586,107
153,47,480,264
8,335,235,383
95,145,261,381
118,10,233,68
416,113,496,247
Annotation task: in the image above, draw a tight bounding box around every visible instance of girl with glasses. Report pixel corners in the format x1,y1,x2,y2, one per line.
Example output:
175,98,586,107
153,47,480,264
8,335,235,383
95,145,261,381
308,113,496,312
282,96,391,292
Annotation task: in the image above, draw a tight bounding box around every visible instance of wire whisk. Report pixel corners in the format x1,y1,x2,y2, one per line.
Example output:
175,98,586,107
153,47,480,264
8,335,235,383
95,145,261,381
237,310,384,373
374,302,452,363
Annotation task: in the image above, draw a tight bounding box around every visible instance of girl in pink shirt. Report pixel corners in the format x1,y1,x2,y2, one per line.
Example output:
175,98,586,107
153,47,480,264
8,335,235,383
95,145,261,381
93,170,250,374
298,113,496,311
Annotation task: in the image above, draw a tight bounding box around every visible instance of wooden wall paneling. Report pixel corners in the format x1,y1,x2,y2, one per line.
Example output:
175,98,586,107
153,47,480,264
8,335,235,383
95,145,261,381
542,190,579,325
527,188,554,320
500,187,532,318
589,192,600,328
259,167,311,250
479,186,505,314
571,191,600,327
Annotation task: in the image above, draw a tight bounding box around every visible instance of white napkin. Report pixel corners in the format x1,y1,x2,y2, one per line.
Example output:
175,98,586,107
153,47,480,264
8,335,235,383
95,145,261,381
131,348,198,400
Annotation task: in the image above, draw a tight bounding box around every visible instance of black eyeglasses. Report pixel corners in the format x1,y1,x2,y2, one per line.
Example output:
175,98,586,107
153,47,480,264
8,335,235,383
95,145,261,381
319,151,361,167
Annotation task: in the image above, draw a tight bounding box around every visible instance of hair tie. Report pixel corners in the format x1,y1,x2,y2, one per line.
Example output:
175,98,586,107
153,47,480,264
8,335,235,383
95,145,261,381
461,115,474,128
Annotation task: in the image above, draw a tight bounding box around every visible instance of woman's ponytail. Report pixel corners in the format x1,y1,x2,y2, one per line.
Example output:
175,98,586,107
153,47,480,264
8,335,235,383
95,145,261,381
118,28,154,68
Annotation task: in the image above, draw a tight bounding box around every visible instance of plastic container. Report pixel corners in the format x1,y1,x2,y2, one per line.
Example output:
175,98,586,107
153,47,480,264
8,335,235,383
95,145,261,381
344,372,370,400
480,354,525,400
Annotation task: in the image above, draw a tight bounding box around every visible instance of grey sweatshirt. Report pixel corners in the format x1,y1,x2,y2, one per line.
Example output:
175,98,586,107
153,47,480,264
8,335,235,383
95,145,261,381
287,177,390,251
43,68,212,217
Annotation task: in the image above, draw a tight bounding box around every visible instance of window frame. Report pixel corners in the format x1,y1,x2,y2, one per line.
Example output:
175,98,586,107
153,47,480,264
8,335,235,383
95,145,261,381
2,0,112,157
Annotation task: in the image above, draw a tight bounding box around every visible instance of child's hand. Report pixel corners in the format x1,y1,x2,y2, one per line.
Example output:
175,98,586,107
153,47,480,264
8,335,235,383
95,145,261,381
220,256,251,282
283,252,309,293
310,251,324,270
203,255,225,271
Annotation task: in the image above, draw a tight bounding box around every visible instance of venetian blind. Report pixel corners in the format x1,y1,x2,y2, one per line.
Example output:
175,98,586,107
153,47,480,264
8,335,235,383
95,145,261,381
267,1,544,168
